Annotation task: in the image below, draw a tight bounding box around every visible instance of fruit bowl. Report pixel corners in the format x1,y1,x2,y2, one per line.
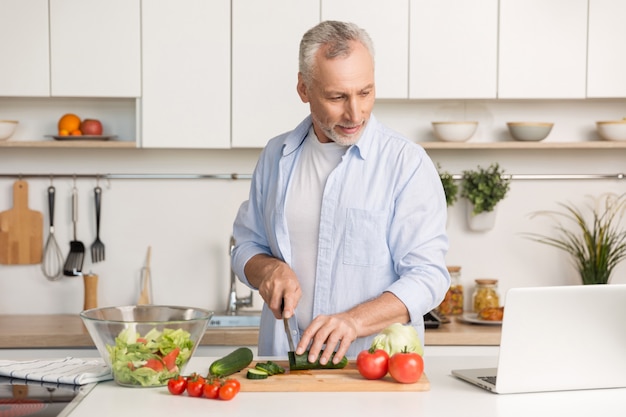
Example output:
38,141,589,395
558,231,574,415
596,119,626,141
80,305,213,387
0,120,18,141
507,122,554,142
431,121,478,142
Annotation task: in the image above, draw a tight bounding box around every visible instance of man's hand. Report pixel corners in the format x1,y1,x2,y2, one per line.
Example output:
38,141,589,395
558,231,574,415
296,312,358,365
244,254,301,319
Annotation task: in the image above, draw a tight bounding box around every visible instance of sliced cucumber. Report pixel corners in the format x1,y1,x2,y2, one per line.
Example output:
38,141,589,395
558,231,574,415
246,368,269,380
288,351,348,370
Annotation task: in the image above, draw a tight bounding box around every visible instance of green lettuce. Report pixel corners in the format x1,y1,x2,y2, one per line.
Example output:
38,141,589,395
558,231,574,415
370,323,424,357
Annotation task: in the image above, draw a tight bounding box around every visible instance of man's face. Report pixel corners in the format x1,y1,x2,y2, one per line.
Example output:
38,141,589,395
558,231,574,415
297,41,375,146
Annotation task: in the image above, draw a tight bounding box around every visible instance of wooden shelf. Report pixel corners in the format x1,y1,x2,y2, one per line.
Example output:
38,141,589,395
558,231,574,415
420,141,626,150
0,140,136,149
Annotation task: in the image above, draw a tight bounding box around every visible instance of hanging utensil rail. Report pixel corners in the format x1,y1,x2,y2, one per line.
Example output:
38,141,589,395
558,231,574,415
1,173,626,181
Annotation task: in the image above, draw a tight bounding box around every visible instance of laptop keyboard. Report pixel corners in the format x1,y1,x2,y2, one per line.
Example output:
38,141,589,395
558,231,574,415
478,376,497,385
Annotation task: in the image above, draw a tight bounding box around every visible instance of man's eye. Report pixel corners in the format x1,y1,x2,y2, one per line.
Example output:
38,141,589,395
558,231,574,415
360,91,371,97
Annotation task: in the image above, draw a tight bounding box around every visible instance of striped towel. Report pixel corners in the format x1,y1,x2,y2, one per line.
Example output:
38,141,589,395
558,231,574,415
0,357,112,385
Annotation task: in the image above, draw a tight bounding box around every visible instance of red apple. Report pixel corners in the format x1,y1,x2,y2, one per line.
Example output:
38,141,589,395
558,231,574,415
81,119,103,135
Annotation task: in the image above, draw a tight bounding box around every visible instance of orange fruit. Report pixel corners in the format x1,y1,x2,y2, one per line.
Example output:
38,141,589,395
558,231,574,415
58,129,69,136
70,129,82,136
58,113,81,132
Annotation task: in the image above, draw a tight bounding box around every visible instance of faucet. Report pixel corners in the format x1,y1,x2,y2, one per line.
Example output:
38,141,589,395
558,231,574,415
226,236,253,315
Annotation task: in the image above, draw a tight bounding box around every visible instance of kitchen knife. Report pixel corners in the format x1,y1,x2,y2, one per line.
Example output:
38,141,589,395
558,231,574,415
282,300,296,352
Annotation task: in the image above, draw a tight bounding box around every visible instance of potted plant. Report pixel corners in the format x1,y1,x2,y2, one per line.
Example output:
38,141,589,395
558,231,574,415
437,164,458,207
461,163,511,231
525,193,626,285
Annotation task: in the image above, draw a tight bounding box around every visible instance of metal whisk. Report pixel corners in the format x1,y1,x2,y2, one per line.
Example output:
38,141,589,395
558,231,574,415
41,186,64,281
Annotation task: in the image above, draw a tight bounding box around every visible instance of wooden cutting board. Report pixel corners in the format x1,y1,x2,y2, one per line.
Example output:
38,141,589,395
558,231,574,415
230,361,430,392
0,180,43,265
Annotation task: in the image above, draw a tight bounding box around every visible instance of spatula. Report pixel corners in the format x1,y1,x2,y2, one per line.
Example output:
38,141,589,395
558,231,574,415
63,186,85,276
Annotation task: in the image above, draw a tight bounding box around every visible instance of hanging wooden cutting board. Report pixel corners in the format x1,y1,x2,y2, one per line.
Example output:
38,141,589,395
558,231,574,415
0,180,43,265
230,361,430,392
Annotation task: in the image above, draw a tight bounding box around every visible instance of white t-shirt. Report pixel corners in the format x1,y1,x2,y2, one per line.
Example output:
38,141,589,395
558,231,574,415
285,127,346,330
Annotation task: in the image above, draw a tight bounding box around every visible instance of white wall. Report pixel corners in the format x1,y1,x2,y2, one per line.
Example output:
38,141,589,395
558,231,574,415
1,99,626,315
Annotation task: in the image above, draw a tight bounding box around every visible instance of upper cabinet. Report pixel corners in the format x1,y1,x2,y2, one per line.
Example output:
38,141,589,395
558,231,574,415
498,0,588,99
587,0,626,98
322,0,409,99
0,0,50,96
49,0,140,97
410,0,498,99
140,0,230,149
0,0,140,98
231,0,319,148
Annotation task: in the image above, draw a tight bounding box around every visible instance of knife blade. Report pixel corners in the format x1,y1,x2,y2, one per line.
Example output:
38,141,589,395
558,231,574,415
282,300,296,352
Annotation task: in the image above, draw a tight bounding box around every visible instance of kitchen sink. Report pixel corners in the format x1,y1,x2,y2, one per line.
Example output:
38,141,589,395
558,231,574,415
208,312,261,328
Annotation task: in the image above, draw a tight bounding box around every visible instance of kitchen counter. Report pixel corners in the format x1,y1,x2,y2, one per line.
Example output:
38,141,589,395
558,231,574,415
0,314,500,349
40,354,625,417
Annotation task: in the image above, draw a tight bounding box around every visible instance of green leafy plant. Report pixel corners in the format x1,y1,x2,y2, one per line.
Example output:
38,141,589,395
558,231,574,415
525,193,626,285
461,163,511,215
437,164,458,207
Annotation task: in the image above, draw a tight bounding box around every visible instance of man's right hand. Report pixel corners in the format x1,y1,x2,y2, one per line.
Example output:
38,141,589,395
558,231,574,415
244,254,301,319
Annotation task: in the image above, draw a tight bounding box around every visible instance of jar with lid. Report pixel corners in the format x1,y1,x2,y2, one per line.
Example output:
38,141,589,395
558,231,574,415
437,266,464,315
472,279,500,313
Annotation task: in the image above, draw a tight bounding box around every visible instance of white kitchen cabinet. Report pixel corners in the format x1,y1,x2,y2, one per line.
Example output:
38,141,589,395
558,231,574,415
0,0,50,97
49,0,141,97
231,0,319,148
587,0,626,98
140,0,230,149
409,0,498,99
498,0,587,99
321,0,409,99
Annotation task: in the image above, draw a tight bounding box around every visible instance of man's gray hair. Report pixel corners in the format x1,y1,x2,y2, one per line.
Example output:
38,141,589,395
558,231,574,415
299,20,375,85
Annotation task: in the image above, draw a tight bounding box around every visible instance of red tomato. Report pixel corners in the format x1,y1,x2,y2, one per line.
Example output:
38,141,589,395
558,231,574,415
203,380,221,399
388,351,424,384
186,374,206,397
167,375,187,395
223,378,241,394
356,348,389,380
136,337,147,344
218,384,237,401
162,347,180,372
143,358,164,372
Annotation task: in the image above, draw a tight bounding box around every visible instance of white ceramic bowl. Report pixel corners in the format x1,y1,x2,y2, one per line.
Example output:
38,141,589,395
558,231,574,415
0,120,18,141
596,119,626,141
80,305,213,387
432,121,478,142
507,122,553,141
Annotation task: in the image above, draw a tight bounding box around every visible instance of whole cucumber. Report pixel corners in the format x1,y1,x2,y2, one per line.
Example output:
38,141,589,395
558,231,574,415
209,347,254,377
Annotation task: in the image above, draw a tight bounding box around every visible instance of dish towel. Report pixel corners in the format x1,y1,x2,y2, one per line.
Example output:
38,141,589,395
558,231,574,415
0,357,112,385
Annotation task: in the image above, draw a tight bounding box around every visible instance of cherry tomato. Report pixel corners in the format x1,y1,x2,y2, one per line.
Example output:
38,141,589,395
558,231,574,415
167,375,187,395
356,348,389,380
388,350,424,384
186,374,206,397
222,378,241,394
218,383,237,401
202,380,221,399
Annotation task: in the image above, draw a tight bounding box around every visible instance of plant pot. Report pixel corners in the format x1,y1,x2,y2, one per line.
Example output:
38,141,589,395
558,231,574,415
466,204,497,231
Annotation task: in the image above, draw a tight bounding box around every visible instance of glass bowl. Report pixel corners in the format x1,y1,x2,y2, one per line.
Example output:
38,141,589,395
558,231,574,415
80,305,213,387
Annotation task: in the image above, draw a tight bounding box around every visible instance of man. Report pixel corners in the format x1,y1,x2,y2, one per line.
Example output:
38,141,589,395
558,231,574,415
231,21,449,365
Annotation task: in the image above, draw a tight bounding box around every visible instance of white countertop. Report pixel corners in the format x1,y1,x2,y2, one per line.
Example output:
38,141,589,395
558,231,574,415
59,347,624,417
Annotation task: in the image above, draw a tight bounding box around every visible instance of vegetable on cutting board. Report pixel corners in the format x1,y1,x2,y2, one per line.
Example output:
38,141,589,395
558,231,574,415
208,347,254,377
245,361,285,379
288,350,348,371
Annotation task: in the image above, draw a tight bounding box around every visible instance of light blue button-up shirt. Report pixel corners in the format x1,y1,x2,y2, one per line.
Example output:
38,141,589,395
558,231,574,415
232,114,450,358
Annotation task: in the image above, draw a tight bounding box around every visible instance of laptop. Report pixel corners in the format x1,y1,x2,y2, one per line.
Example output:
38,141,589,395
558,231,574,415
451,284,626,394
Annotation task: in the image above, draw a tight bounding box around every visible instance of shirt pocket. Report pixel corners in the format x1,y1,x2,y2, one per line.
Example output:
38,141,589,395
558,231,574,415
344,208,389,266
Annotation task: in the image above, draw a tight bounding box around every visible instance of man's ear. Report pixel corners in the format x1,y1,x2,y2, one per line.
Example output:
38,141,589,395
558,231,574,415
297,73,309,103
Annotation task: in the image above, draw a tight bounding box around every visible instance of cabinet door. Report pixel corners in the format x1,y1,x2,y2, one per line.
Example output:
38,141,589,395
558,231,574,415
49,0,141,97
498,0,587,99
322,0,409,99
409,0,498,99
232,0,319,148
141,0,230,149
0,0,50,96
587,0,626,98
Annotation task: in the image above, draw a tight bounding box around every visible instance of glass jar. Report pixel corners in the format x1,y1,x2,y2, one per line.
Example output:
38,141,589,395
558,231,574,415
437,266,464,315
472,279,500,313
